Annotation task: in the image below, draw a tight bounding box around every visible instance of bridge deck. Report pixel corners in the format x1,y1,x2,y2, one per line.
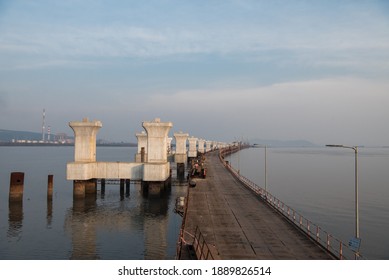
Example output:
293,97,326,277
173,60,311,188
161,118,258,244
181,151,334,259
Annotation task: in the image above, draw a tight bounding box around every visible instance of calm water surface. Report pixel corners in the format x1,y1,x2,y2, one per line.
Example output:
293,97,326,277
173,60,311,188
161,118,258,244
2,146,388,259
0,146,186,259
227,147,389,259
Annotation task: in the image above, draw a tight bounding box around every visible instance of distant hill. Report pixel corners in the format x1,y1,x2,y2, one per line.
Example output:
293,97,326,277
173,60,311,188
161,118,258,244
249,138,318,147
0,129,43,142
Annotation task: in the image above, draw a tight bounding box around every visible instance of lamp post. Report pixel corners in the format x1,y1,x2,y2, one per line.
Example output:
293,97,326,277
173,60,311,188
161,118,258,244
326,144,360,255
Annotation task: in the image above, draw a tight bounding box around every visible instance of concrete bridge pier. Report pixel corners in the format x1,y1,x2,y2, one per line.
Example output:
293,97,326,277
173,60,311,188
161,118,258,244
198,139,205,154
135,131,148,163
205,140,212,152
73,179,97,199
141,118,173,194
69,118,102,198
141,179,171,197
188,136,198,159
174,132,189,180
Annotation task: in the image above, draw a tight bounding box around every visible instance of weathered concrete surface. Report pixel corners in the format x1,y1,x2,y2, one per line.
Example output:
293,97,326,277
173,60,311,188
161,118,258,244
142,118,172,163
69,118,102,162
188,137,198,158
197,139,205,153
181,151,334,260
174,132,189,163
67,162,143,180
135,131,148,163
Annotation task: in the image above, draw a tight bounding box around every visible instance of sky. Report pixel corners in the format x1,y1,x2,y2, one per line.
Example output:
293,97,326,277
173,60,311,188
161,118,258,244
0,0,389,145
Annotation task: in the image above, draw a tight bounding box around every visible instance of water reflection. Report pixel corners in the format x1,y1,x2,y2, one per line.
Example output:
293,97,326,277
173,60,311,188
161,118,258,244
8,201,23,238
64,183,174,260
47,197,53,228
142,185,171,260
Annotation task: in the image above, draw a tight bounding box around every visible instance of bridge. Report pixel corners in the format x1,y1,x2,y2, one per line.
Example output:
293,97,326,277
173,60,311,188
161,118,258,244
65,117,360,260
177,147,360,260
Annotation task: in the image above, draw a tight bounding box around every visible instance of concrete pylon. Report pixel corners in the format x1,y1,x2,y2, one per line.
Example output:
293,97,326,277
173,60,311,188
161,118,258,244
141,118,173,193
69,118,102,162
142,118,173,163
188,136,198,158
135,131,148,162
198,139,205,153
69,118,101,198
174,132,189,164
205,140,212,152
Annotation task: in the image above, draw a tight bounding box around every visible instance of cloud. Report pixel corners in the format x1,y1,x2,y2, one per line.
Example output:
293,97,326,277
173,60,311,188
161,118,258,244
143,77,389,145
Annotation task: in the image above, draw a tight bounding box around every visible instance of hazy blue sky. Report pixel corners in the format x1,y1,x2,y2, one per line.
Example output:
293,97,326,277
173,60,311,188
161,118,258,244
1,0,388,145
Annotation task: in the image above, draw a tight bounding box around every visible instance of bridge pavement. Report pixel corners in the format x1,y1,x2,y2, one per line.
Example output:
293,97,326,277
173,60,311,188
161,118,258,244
181,151,334,259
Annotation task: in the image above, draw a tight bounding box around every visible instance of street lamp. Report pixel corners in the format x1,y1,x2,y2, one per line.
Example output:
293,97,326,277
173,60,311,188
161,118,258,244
326,144,360,255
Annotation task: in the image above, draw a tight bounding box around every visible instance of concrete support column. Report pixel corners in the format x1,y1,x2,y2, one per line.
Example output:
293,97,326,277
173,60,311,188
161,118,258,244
135,131,148,163
206,140,212,152
73,179,97,199
198,139,205,154
174,132,189,164
69,118,101,198
188,136,198,158
142,118,173,163
69,118,102,162
141,118,173,190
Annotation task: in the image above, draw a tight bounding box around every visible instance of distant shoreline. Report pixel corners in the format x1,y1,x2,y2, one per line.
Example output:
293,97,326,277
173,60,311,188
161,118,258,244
0,142,137,147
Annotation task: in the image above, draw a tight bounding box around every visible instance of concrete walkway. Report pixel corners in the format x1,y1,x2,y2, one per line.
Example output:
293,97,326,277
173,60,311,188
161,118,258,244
181,151,334,259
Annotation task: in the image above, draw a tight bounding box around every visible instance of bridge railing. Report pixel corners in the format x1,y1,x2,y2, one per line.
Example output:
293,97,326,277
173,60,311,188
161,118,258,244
176,190,215,260
219,147,364,260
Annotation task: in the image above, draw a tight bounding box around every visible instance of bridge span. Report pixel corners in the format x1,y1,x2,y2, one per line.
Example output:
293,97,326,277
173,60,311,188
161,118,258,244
178,150,337,260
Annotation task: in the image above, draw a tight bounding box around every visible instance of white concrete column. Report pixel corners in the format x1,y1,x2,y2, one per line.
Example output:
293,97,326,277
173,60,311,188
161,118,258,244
69,118,102,162
142,118,173,182
188,136,198,158
135,131,148,162
174,132,189,163
205,140,212,152
142,118,173,163
198,139,205,153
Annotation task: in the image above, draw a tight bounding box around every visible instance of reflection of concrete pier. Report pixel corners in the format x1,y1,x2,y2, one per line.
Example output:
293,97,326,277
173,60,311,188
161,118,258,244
64,182,171,259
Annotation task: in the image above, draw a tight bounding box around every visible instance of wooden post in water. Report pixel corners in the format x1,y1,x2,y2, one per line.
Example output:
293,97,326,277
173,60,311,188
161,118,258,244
47,174,54,199
9,172,24,202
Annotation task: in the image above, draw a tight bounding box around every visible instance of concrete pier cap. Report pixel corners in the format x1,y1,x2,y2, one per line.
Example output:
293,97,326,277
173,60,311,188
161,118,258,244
142,118,173,182
188,136,198,158
198,139,205,153
174,131,189,164
142,118,173,163
69,118,102,162
135,130,148,162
